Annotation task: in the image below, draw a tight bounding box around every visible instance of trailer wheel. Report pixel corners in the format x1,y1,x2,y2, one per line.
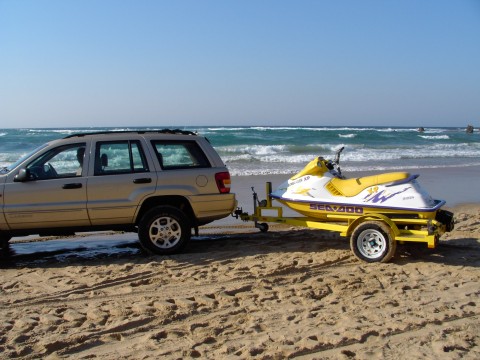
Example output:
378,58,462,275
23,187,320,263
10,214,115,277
257,223,269,232
350,221,396,263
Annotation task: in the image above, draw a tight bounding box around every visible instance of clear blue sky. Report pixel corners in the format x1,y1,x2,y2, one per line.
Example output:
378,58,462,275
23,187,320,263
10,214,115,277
1,0,479,128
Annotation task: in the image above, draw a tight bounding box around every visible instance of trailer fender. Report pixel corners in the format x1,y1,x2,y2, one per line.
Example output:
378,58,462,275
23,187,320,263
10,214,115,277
346,214,400,238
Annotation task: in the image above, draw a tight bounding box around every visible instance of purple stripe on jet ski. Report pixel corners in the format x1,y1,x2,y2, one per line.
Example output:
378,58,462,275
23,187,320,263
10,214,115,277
385,174,420,187
270,193,446,212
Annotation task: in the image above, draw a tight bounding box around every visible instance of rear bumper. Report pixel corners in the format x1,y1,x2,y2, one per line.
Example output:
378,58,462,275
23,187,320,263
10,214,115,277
189,193,236,222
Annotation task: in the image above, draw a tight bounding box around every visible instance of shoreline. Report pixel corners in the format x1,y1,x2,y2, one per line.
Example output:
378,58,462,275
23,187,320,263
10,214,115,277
215,166,480,227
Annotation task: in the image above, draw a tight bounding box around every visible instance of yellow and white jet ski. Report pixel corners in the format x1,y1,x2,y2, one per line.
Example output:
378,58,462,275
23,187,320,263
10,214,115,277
270,147,447,220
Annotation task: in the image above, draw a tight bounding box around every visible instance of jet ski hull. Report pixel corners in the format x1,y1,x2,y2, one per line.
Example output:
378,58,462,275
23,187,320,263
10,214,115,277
272,195,445,220
271,166,445,221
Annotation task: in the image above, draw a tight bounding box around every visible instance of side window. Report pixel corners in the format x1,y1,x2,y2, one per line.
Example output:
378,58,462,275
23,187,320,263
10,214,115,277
94,140,149,176
151,141,210,170
131,142,148,172
27,143,86,180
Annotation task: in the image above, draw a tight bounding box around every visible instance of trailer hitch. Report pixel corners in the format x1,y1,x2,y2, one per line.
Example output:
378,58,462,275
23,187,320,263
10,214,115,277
232,185,271,232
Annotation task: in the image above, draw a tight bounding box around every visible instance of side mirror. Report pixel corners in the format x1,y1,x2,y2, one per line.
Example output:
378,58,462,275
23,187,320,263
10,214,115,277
14,168,32,182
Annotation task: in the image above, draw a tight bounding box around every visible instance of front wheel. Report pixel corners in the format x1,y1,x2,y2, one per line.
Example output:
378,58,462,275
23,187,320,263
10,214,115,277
138,206,191,255
350,221,396,263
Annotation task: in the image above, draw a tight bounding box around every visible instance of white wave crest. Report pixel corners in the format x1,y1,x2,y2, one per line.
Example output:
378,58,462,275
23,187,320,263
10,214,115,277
217,144,289,156
338,133,356,138
419,135,450,140
220,143,480,166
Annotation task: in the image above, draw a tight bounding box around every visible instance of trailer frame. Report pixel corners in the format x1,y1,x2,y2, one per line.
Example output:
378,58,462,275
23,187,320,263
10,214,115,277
234,182,450,263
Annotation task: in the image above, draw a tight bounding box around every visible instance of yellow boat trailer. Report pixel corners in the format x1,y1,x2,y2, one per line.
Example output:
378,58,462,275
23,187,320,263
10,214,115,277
234,182,453,263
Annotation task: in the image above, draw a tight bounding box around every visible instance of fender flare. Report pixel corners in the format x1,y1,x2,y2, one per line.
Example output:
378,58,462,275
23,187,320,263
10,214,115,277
346,213,400,238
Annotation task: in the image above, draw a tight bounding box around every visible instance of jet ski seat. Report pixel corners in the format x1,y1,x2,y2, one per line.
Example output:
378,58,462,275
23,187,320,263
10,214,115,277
327,172,411,197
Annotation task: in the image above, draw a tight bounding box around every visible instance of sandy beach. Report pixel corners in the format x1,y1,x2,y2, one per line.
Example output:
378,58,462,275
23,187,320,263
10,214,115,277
3,0,479,357
1,169,479,359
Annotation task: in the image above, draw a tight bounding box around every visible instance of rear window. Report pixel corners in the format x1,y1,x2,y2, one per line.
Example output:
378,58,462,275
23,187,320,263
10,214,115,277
151,141,210,170
95,140,149,175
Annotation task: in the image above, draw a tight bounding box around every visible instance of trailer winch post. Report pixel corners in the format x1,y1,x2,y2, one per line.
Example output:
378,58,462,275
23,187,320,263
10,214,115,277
266,182,272,207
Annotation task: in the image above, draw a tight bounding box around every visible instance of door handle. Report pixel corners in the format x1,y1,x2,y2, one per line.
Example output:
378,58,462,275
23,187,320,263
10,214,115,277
133,178,152,184
63,183,83,189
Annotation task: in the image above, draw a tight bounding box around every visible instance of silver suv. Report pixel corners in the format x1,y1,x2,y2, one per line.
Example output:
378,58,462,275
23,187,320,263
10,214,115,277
0,130,236,255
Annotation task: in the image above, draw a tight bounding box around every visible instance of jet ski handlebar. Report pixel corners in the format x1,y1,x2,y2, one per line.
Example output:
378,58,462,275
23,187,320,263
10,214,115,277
334,146,345,165
325,146,344,178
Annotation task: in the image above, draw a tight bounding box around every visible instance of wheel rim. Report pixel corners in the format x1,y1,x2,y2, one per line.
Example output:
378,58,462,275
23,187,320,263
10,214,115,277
149,216,182,249
356,229,387,259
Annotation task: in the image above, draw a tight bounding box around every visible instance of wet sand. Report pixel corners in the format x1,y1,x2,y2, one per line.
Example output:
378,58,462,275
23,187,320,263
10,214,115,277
0,168,479,359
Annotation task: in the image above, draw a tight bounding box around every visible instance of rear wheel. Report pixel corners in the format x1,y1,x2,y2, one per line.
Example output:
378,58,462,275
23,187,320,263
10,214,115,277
350,221,396,263
0,234,11,250
138,206,191,255
0,234,11,259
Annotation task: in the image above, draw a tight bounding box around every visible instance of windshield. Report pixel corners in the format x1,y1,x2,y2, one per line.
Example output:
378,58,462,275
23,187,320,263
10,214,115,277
0,144,49,174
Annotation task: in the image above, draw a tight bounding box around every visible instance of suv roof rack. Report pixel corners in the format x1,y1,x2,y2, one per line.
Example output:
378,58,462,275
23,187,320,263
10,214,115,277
64,129,197,139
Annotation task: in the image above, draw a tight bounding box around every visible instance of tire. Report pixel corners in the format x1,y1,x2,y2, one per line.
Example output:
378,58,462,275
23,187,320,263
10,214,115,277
138,206,191,255
350,221,396,263
0,234,12,260
258,223,269,232
0,234,11,250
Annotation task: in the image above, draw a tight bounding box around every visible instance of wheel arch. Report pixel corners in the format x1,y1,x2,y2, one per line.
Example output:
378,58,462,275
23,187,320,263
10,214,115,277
136,195,196,227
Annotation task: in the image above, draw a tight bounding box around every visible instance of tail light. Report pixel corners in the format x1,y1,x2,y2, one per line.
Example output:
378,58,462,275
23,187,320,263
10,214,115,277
215,172,231,193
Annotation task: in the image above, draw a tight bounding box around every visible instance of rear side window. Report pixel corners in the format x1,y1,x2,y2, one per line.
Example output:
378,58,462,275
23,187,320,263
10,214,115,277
95,140,149,175
151,141,210,170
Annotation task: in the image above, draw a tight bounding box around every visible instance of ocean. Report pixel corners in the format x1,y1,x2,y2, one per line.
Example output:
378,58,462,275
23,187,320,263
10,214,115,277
1,126,479,176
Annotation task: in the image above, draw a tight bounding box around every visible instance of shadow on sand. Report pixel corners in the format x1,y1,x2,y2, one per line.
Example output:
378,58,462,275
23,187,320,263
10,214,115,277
1,229,479,270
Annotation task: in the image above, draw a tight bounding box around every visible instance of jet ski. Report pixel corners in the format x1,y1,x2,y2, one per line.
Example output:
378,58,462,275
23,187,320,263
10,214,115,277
270,147,448,221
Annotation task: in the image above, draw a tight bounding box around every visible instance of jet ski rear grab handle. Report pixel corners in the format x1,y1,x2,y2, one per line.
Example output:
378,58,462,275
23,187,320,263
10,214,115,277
233,181,453,263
